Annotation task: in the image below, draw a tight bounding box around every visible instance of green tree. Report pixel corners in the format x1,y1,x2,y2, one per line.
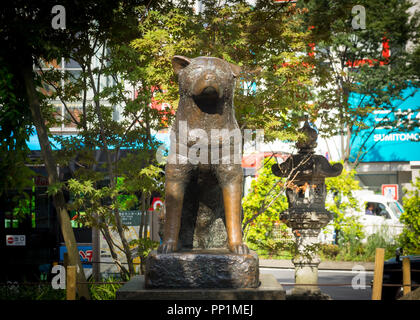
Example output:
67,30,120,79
0,57,37,232
131,0,317,142
1,0,157,293
37,2,167,277
191,0,316,141
0,0,114,298
398,178,420,255
0,58,35,207
300,0,420,168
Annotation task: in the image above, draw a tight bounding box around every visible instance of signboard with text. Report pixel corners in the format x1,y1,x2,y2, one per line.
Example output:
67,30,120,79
349,87,420,162
120,210,141,226
59,245,93,269
6,235,26,246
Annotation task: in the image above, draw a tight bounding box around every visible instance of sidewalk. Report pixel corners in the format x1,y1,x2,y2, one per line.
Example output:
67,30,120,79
259,259,374,271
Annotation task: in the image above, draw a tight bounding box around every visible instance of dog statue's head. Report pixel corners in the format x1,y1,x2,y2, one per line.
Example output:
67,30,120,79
172,56,241,113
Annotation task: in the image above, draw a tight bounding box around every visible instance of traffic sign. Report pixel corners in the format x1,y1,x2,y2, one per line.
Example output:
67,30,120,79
382,184,399,201
5,235,26,246
150,197,163,211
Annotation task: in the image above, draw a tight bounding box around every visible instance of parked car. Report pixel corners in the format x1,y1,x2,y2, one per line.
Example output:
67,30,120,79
379,250,420,300
354,192,404,240
319,191,405,244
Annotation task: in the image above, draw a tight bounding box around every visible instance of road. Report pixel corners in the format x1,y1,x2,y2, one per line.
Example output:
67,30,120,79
260,267,374,300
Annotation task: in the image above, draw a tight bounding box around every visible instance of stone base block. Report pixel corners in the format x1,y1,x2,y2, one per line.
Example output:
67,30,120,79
145,249,259,289
116,274,285,300
294,263,319,289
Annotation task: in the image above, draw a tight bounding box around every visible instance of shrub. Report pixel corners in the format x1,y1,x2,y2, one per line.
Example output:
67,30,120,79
129,238,160,274
398,178,420,255
325,164,365,246
242,158,288,253
363,225,398,261
249,237,294,259
336,228,365,261
0,283,65,300
89,276,124,300
319,244,340,260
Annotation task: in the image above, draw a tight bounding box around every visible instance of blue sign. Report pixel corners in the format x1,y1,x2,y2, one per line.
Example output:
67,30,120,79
349,86,420,162
59,245,93,269
27,130,68,150
27,130,168,151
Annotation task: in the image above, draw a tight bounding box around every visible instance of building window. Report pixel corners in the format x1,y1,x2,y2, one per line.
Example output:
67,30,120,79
34,57,114,132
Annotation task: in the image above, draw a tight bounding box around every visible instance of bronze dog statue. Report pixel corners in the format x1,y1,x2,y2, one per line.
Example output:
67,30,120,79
158,56,249,255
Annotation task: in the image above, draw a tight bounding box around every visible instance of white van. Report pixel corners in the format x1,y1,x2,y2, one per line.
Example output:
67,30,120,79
353,192,404,239
319,191,405,243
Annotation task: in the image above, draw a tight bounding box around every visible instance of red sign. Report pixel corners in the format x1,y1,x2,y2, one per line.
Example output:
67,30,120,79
149,197,164,211
382,184,399,201
346,37,390,67
7,236,14,245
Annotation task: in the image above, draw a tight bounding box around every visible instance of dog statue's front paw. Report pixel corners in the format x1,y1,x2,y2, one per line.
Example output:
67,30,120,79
229,243,250,255
157,241,177,254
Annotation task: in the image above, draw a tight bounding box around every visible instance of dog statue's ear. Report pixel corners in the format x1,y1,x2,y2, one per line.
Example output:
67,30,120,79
172,56,191,75
229,62,241,78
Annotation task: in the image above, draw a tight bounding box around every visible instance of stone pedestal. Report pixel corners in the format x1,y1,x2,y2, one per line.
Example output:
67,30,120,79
145,249,259,289
282,211,332,295
116,273,285,300
117,248,285,300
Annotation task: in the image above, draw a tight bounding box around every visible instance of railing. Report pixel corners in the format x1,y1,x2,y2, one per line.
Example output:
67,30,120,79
371,247,417,300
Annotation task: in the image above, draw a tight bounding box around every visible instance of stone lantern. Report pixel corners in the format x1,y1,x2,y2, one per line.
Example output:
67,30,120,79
271,120,343,296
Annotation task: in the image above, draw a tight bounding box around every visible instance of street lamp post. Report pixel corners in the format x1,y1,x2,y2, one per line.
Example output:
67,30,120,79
272,120,343,296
